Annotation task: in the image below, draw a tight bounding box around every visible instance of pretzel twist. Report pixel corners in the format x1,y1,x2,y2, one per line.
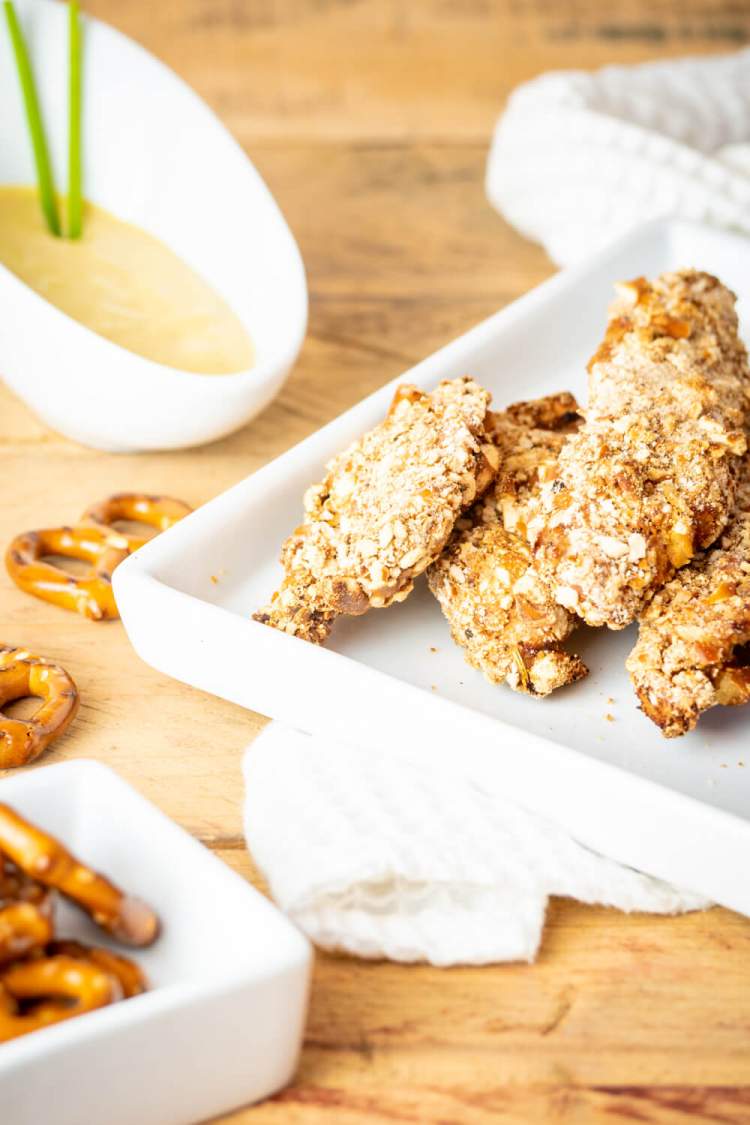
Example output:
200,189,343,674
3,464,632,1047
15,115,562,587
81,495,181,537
6,495,191,620
0,647,79,768
0,859,55,964
0,804,159,947
81,493,192,551
47,940,147,999
0,955,122,1042
0,899,54,966
5,527,129,621
0,858,45,905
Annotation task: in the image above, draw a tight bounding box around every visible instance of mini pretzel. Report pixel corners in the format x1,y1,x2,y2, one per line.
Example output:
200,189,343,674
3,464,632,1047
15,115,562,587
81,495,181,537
0,955,122,1042
0,859,55,964
0,803,159,947
0,858,43,904
0,647,79,768
0,900,54,966
5,527,130,621
47,940,147,999
82,493,192,550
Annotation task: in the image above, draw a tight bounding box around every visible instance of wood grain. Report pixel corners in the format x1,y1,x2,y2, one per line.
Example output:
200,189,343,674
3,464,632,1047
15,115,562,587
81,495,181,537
218,855,750,1123
86,0,750,144
2,1,750,1122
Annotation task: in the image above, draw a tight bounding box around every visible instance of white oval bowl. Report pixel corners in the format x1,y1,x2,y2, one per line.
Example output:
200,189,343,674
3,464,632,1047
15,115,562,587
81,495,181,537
0,0,307,451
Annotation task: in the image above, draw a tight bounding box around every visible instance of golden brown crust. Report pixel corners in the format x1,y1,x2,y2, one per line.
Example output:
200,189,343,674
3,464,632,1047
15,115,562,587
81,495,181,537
0,647,79,769
529,271,750,629
627,459,750,737
427,394,587,696
500,391,580,434
254,377,495,642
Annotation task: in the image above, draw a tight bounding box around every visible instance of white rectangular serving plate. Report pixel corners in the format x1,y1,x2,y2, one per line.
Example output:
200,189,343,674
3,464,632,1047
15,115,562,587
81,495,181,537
0,762,311,1125
116,219,750,916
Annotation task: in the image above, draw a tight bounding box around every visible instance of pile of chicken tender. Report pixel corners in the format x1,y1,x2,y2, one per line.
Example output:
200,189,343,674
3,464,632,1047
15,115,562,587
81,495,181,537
256,270,750,739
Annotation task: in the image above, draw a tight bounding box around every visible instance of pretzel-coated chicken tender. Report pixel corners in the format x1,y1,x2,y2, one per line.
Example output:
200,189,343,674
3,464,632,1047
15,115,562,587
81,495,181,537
428,393,587,696
529,271,750,629
254,377,496,643
627,459,750,737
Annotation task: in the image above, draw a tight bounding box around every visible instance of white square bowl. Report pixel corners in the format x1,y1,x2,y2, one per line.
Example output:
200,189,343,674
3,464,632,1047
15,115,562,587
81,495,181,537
115,219,750,916
0,761,311,1125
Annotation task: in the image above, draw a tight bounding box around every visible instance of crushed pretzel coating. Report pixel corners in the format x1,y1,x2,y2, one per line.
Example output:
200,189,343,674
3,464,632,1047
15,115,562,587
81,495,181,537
427,393,587,696
529,271,750,629
627,458,750,737
254,377,494,642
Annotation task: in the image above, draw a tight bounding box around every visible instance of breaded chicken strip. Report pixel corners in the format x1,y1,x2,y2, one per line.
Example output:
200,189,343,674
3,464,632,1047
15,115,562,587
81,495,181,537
427,393,587,696
529,271,749,629
254,377,496,643
627,458,750,737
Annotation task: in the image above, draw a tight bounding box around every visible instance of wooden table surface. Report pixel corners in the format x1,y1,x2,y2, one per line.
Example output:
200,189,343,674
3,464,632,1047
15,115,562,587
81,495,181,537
2,2,750,1122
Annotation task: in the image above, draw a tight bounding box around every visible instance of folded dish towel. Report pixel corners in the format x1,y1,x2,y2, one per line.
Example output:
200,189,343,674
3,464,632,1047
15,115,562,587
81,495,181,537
243,727,707,966
242,50,743,966
487,48,750,265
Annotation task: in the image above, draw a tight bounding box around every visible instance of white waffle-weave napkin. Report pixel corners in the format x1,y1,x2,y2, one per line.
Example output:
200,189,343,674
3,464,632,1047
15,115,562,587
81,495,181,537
487,48,750,265
241,50,750,965
243,728,706,966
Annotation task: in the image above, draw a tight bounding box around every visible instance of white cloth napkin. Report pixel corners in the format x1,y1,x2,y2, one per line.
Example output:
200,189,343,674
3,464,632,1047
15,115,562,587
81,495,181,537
243,728,707,966
241,50,746,966
486,49,750,265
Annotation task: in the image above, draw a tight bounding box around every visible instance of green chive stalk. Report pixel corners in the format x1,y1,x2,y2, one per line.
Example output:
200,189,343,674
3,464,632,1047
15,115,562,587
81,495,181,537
67,0,82,237
3,0,62,236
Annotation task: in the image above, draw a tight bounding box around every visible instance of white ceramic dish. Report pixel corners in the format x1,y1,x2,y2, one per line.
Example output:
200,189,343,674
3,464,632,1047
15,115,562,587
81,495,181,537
115,219,750,916
0,0,307,452
0,761,311,1125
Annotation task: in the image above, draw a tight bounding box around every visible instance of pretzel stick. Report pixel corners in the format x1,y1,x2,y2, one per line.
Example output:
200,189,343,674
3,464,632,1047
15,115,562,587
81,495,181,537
0,955,122,1042
0,804,159,947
